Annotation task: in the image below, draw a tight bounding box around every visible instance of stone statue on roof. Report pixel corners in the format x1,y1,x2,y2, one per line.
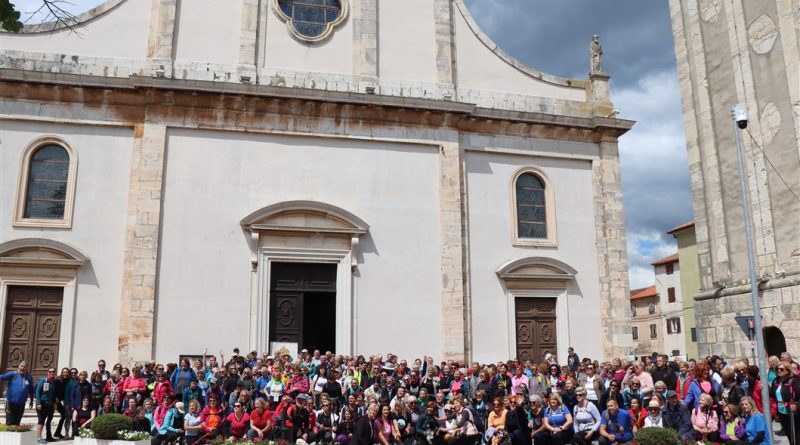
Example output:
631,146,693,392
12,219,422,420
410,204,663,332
590,34,603,74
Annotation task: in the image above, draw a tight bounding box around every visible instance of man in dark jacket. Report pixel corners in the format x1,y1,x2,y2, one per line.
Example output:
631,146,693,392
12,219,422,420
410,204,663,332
662,391,693,440
651,355,677,391
567,348,580,374
353,403,378,445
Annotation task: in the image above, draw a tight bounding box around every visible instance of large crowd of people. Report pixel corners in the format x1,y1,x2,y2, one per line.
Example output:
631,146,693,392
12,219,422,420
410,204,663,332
2,347,799,445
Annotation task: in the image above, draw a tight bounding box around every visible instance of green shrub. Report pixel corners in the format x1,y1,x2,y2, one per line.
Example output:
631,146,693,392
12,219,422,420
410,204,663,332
634,426,681,445
91,414,132,440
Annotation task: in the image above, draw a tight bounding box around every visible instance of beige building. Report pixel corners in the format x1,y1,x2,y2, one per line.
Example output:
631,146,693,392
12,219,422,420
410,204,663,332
668,221,700,359
0,0,635,377
629,253,688,359
630,285,662,359
653,254,687,358
669,0,800,358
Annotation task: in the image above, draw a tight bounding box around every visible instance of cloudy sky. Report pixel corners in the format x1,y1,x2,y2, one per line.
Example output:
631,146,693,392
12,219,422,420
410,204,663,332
459,0,694,289
16,0,694,289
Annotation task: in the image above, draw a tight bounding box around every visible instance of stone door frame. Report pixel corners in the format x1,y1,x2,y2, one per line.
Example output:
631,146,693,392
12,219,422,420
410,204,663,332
255,247,353,355
496,256,576,363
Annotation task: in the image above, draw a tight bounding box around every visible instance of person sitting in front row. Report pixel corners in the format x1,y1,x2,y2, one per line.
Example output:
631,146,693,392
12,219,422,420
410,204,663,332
599,400,633,445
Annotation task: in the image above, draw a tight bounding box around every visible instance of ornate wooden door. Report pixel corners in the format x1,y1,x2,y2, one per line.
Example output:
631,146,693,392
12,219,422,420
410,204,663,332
269,263,336,350
2,286,63,381
514,298,557,362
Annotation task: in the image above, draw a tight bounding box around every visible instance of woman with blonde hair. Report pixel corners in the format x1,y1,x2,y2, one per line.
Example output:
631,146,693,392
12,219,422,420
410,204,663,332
735,396,770,445
543,392,573,445
571,387,600,445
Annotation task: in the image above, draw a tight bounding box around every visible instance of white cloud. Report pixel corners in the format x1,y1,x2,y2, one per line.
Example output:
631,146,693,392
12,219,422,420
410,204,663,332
614,70,691,289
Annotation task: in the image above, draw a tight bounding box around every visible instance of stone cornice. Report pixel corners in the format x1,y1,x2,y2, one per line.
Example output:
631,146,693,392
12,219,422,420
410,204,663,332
0,69,635,139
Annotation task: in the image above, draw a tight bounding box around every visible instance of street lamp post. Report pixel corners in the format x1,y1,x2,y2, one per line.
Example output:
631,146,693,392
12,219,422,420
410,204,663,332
731,103,773,439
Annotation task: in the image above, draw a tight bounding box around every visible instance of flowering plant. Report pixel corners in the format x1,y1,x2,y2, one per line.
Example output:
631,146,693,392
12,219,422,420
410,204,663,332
78,428,96,438
0,424,34,432
116,430,151,441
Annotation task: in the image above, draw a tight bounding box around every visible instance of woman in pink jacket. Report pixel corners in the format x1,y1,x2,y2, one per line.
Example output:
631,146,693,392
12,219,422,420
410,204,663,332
691,393,719,442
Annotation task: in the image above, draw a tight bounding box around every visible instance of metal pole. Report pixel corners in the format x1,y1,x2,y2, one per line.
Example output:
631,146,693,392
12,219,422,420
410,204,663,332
732,103,774,439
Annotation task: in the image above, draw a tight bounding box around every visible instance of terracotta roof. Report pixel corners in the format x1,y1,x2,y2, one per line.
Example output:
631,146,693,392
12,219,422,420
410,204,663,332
630,285,657,300
667,221,695,234
651,253,679,266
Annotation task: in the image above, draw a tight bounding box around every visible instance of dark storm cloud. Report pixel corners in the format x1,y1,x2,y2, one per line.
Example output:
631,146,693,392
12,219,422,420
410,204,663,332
462,0,677,89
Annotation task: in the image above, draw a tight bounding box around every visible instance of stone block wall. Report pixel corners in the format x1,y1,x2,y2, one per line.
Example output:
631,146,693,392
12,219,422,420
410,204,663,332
695,284,800,359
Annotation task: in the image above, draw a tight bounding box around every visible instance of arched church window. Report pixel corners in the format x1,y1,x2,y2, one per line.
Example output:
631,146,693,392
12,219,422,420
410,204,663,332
14,137,78,228
25,145,70,219
510,167,557,247
275,0,348,42
515,173,547,239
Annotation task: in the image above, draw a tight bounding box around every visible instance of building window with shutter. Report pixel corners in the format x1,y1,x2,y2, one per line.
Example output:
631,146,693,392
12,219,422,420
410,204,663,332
650,323,657,338
511,167,557,246
666,263,674,274
667,287,676,303
632,326,639,340
14,137,78,228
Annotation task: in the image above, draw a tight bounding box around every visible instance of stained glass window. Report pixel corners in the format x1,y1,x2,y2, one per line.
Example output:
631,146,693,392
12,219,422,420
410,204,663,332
515,173,546,239
278,0,342,39
24,144,69,219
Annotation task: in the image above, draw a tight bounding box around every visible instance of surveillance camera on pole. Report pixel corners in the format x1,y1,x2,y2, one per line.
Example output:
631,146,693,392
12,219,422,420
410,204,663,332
733,103,749,129
731,102,773,440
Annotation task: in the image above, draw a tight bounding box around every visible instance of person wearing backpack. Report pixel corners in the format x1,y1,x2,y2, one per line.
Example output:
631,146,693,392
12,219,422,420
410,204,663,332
771,362,799,445
542,393,573,445
34,368,58,444
1,361,35,426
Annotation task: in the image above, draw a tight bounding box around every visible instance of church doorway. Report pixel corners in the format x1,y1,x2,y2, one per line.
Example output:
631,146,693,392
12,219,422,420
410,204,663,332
269,262,337,353
514,298,557,362
1,286,63,382
763,326,786,357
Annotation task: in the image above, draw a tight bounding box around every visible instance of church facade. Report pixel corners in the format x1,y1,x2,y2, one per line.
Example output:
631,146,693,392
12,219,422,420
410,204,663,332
0,0,633,374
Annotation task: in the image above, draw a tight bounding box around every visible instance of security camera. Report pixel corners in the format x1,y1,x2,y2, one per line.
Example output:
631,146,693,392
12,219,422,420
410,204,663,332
732,103,748,129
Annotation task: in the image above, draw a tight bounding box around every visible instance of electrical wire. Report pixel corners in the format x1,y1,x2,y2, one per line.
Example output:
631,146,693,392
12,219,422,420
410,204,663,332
744,128,800,204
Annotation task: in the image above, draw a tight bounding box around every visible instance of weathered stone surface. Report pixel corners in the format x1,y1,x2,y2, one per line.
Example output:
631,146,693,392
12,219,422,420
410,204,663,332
747,14,778,55
670,0,800,358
